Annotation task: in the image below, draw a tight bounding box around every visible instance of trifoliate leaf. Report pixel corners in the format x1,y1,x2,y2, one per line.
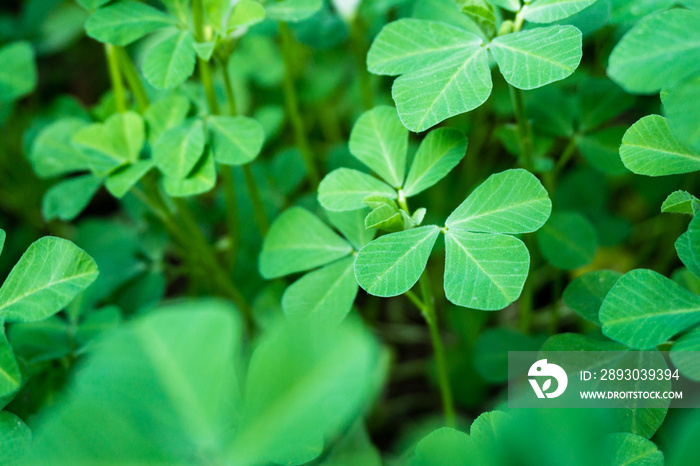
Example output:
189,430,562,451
355,225,440,297
403,128,468,197
318,168,397,212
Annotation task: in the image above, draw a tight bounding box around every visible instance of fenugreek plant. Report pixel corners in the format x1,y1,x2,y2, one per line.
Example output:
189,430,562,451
2,0,700,464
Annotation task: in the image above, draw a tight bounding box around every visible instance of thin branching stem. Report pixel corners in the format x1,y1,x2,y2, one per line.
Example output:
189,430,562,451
509,84,535,172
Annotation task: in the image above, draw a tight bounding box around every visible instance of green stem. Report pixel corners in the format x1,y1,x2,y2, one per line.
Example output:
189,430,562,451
408,274,456,427
243,164,269,236
508,84,534,172
221,62,237,115
105,44,127,113
115,47,149,112
349,16,374,110
279,22,320,187
397,189,410,214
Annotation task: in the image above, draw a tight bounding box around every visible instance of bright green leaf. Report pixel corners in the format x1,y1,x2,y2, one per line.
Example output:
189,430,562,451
670,327,700,381
457,0,497,38
162,148,216,197
144,94,190,143
30,118,92,178
444,230,530,310
355,225,440,297
536,211,597,270
365,204,403,231
209,115,264,165
600,269,700,349
282,257,358,325
662,190,700,215
607,9,700,94
153,120,205,179
0,41,37,103
677,217,700,279
620,115,700,176
404,128,468,197
326,208,376,250
446,169,551,234
490,25,582,90
72,111,145,176
409,427,475,466
0,328,21,401
0,237,99,323
318,168,397,212
0,412,31,464
562,270,621,325
85,1,174,46
266,0,322,22
665,75,700,153
105,160,154,198
603,432,663,466
143,30,196,89
42,174,102,221
523,0,598,23
227,0,266,33
349,106,407,187
260,207,352,279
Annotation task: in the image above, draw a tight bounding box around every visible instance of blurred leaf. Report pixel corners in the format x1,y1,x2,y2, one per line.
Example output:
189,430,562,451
266,0,323,22
577,77,634,132
355,225,440,297
42,174,102,221
404,128,468,197
0,237,98,323
209,116,264,165
365,204,404,232
30,118,91,178
349,106,407,188
260,207,352,279
318,168,396,211
523,0,598,23
607,9,700,94
562,270,621,325
227,0,266,33
620,115,700,176
144,95,190,143
153,120,206,179
0,326,21,402
0,412,31,464
321,421,382,466
676,229,700,280
473,328,545,382
446,169,551,234
670,327,700,381
282,257,358,325
603,432,663,466
536,211,597,270
457,0,496,38
163,148,217,197
105,160,155,198
662,190,700,215
85,1,175,46
409,427,475,466
144,30,196,89
577,126,628,176
600,269,700,348
665,74,700,153
0,41,37,103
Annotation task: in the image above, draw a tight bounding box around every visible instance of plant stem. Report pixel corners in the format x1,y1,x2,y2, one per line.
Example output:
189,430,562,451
349,16,374,110
221,62,237,115
105,44,127,113
408,274,456,427
508,85,534,172
115,47,149,112
279,22,320,187
397,189,410,214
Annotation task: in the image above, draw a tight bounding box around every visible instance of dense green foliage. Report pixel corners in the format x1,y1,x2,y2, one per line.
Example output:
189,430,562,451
2,0,700,464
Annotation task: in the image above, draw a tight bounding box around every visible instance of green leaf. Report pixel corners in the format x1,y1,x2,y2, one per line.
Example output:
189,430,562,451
536,211,597,270
0,230,4,257
228,318,380,465
620,115,700,176
0,412,31,464
446,169,551,234
318,168,397,212
576,126,629,176
30,118,92,178
162,148,216,197
665,75,700,153
490,25,582,90
607,9,700,94
282,257,358,325
677,217,700,279
208,116,264,165
603,432,663,466
355,225,440,297
227,0,266,33
260,207,352,279
85,1,174,46
670,327,700,381
72,111,145,176
266,0,322,22
444,230,530,310
562,270,621,325
0,327,21,401
326,209,376,250
523,0,598,23
153,120,205,179
662,190,700,215
105,160,155,198
76,0,111,9
349,106,407,187
143,30,196,89
457,0,497,38
365,204,404,232
367,19,482,76
409,427,475,466
577,77,634,132
0,237,99,323
322,422,382,466
600,269,700,349
27,301,243,465
393,45,491,132
403,128,468,197
144,95,190,143
0,41,37,103
42,174,103,221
